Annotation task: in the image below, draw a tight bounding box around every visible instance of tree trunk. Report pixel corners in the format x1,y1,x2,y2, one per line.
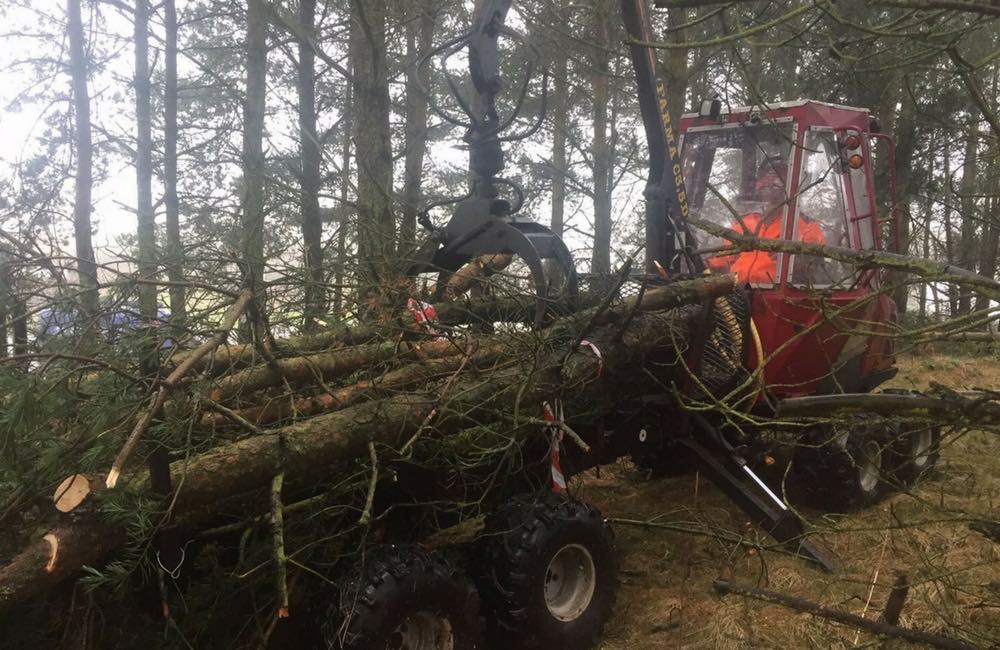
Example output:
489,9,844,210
919,192,932,321
549,0,571,237
135,0,156,321
298,0,324,333
0,299,7,358
890,82,916,314
943,140,960,315
747,42,763,101
12,299,27,357
664,8,690,125
349,0,394,307
332,65,353,317
958,115,980,315
590,0,612,275
398,0,436,258
975,115,1000,313
243,0,268,338
164,0,185,325
67,0,99,316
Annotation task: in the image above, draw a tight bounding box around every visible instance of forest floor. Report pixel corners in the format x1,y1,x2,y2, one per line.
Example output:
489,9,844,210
581,345,1000,649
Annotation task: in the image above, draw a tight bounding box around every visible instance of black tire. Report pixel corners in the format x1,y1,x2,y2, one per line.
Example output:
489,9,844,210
791,422,890,513
324,545,484,650
477,492,617,649
886,422,941,487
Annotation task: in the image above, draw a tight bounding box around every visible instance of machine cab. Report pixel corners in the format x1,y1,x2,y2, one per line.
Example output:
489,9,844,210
679,100,899,397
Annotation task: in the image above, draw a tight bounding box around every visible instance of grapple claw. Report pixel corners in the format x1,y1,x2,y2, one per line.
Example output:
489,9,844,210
406,197,577,328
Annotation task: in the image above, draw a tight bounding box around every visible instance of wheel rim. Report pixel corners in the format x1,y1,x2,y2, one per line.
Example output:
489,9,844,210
392,611,453,650
858,440,882,493
544,543,596,622
910,429,933,467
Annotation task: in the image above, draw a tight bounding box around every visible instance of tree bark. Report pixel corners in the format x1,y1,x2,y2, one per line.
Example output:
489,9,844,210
135,0,157,321
243,0,268,339
209,335,479,403
333,63,353,317
975,128,1000,312
0,299,7,358
0,522,124,615
919,191,932,321
590,0,612,275
202,349,498,429
398,0,436,258
957,113,980,315
67,0,99,316
747,42,763,101
349,0,394,307
890,81,916,314
663,7,690,126
164,0,185,325
298,0,324,333
943,139,959,315
549,0,571,238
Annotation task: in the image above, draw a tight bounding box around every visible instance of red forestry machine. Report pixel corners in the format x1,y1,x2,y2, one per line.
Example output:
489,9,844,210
380,0,939,648
0,1,948,648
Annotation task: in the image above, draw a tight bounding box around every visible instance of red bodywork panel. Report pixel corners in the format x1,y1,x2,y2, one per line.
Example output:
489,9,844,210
680,100,897,398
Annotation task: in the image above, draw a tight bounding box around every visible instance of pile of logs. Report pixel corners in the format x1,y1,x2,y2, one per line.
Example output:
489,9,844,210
0,266,739,615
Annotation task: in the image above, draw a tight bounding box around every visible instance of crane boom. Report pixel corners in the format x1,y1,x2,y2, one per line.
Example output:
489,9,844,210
621,0,704,274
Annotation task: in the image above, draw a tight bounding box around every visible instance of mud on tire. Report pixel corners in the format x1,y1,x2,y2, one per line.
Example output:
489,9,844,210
477,492,617,649
323,545,484,649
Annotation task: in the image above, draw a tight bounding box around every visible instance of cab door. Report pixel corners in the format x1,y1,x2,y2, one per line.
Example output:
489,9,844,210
752,127,895,397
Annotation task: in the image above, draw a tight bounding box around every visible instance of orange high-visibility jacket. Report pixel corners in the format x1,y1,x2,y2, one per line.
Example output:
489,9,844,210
708,212,825,283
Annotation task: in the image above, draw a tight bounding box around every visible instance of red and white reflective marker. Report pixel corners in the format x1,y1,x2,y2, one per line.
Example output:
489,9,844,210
406,298,440,336
543,400,567,493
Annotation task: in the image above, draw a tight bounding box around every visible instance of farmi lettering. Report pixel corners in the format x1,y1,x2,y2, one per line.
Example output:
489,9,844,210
654,79,690,218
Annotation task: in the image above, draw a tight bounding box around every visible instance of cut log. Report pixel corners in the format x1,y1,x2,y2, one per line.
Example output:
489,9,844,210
53,475,91,513
0,275,736,613
166,319,381,376
443,253,513,300
0,522,124,612
167,294,534,377
200,346,501,428
202,269,733,405
208,335,478,403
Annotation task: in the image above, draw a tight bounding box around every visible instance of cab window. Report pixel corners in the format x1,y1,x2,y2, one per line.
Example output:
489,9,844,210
790,130,853,287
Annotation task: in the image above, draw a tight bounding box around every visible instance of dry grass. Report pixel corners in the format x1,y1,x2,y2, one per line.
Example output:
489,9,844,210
582,347,1000,649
